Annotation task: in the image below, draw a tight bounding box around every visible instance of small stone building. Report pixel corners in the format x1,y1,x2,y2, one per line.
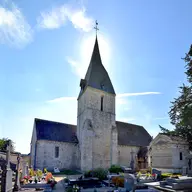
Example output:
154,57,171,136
148,133,189,173
30,36,152,171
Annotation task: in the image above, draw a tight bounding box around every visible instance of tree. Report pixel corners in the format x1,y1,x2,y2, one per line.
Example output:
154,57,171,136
161,45,192,150
0,138,15,152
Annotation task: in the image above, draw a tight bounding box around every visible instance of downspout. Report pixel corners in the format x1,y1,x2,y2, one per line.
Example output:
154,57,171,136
34,141,37,170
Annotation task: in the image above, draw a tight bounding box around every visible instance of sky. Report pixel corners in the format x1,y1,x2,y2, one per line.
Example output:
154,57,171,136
0,0,191,154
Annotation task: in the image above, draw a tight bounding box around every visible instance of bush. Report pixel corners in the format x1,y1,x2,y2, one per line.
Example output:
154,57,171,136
93,168,108,180
109,165,123,174
84,168,108,180
84,170,92,178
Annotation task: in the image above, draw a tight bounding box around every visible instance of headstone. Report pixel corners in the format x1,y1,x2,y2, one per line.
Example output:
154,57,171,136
130,151,135,171
124,173,137,192
54,167,60,173
21,161,28,178
187,154,192,177
182,166,187,176
1,140,13,192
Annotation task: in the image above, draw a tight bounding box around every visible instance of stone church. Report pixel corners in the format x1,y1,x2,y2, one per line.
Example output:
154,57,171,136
30,36,152,171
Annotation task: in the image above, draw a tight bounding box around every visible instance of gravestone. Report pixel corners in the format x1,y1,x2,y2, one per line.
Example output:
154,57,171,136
21,161,29,178
182,166,187,176
186,154,192,177
130,151,135,171
1,140,13,192
124,173,137,192
13,154,21,191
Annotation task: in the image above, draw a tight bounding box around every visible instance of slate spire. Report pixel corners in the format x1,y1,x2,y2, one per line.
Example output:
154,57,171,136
79,35,115,97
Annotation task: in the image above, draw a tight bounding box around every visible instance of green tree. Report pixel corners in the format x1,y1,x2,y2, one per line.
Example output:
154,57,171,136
0,138,15,152
160,45,192,150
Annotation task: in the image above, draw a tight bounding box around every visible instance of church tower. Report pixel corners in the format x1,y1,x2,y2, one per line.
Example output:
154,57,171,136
77,27,118,171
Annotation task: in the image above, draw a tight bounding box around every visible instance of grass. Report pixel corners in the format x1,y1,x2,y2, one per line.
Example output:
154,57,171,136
52,169,82,175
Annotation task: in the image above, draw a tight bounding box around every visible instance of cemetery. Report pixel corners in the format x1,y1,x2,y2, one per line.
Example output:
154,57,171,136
1,140,192,192
0,138,192,192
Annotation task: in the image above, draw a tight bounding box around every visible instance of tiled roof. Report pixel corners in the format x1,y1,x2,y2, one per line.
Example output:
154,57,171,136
35,119,151,147
116,121,152,146
35,118,78,143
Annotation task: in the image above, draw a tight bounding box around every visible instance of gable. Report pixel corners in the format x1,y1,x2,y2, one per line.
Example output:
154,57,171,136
150,133,189,147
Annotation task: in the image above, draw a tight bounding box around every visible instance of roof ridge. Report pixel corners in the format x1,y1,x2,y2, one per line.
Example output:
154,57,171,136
116,120,143,128
34,118,76,127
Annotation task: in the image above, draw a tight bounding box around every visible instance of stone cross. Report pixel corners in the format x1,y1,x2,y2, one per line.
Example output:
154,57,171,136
6,140,11,168
13,153,21,191
130,150,135,171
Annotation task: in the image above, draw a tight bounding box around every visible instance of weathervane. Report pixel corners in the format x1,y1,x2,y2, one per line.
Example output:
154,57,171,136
94,20,99,35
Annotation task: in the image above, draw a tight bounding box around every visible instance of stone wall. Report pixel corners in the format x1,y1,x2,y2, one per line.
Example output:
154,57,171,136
30,123,37,168
118,145,140,167
150,145,173,168
35,140,80,170
149,134,189,173
77,86,116,171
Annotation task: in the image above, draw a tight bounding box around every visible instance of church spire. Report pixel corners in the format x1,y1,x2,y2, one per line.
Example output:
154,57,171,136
78,21,115,98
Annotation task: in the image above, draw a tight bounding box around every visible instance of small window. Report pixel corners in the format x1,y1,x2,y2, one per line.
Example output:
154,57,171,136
101,96,104,111
180,152,183,160
55,146,59,158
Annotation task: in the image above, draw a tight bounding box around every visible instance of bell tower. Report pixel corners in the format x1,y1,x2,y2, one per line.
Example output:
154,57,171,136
77,21,118,171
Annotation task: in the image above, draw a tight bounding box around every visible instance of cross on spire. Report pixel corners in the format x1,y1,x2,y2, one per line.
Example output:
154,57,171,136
94,20,99,36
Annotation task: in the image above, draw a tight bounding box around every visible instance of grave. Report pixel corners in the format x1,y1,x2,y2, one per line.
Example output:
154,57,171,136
145,176,192,191
67,177,103,189
1,140,13,192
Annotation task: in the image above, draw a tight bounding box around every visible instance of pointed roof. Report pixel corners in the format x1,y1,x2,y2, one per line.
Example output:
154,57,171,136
79,36,115,97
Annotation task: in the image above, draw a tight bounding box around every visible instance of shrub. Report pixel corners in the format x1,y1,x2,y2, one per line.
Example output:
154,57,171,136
109,165,123,174
84,168,108,180
64,177,69,183
84,170,92,178
92,168,108,180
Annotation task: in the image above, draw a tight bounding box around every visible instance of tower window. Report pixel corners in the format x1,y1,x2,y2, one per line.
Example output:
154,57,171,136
55,146,59,158
180,152,183,160
101,96,104,111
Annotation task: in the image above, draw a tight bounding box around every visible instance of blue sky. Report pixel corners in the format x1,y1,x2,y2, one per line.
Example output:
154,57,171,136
0,0,191,153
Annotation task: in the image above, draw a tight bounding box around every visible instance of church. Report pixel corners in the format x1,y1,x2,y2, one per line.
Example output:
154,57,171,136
30,34,152,171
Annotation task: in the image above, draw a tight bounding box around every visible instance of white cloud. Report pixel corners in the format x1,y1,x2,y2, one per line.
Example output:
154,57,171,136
47,91,161,103
37,4,94,32
67,57,84,78
117,92,161,97
153,117,169,120
0,3,32,47
47,96,76,103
